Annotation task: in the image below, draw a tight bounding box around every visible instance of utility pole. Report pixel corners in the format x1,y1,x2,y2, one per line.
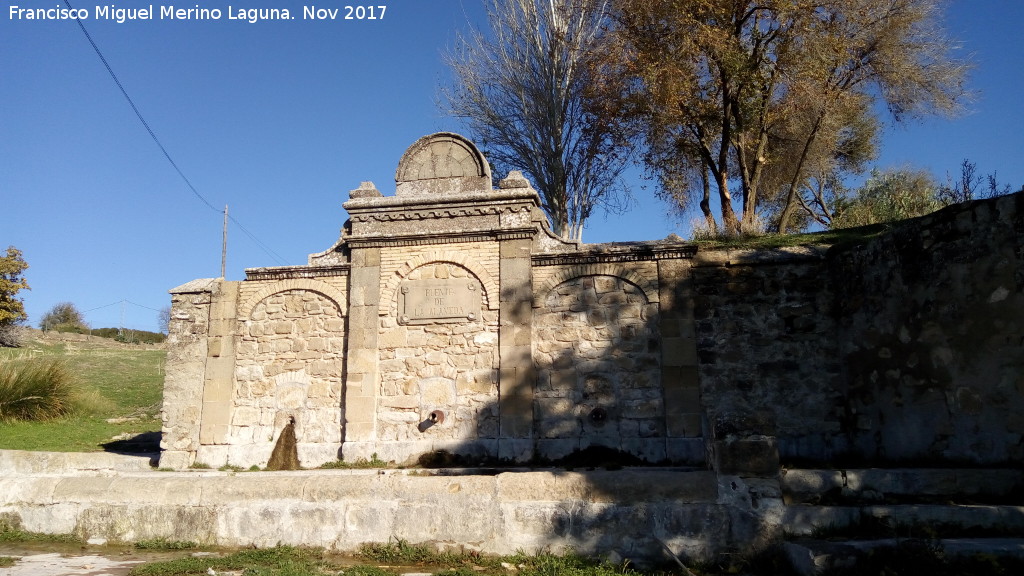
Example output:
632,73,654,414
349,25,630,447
221,205,228,279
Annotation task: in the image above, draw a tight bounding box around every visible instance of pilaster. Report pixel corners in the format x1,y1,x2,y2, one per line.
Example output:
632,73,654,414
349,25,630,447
498,237,535,460
198,280,240,446
342,246,381,448
658,259,706,464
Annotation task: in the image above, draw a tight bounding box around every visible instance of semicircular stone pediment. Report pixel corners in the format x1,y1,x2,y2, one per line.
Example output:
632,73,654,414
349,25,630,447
395,133,492,197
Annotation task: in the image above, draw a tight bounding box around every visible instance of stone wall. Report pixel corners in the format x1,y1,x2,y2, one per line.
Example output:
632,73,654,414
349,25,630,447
533,274,664,461
229,288,346,466
691,247,842,469
159,131,1022,472
694,193,1024,466
159,279,215,469
161,276,349,469
832,193,1024,464
376,261,500,460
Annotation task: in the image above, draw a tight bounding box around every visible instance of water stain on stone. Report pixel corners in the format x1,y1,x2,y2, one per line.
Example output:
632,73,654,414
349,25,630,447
266,417,300,471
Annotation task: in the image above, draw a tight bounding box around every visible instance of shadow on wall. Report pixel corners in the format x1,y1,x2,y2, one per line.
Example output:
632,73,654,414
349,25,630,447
368,269,781,568
395,272,682,469
688,191,1024,468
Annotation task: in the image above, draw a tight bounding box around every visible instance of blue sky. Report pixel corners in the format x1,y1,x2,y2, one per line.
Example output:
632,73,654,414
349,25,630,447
2,1,1022,333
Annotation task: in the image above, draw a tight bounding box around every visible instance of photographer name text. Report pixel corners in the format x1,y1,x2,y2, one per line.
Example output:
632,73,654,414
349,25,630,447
9,4,387,23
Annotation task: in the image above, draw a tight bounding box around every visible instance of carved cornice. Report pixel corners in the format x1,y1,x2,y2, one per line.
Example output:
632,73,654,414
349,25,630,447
346,228,536,249
531,243,697,267
344,188,538,211
245,265,350,282
348,202,533,224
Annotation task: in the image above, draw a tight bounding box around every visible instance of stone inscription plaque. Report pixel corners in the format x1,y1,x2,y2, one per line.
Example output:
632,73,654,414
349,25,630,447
399,279,481,324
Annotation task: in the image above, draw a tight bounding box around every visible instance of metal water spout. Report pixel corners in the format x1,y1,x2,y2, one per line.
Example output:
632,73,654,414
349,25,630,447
417,409,445,432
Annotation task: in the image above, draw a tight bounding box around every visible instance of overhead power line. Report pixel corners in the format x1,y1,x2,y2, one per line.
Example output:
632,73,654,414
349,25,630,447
83,299,163,314
62,0,288,267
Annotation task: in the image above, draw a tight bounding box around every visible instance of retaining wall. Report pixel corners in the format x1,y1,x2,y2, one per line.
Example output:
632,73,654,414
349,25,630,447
0,451,779,566
694,193,1024,465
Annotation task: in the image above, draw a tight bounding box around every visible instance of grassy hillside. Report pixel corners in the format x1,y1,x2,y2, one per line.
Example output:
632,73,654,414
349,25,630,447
0,333,165,452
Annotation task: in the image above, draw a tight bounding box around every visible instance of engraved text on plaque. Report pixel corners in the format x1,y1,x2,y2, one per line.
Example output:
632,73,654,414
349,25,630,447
399,279,481,324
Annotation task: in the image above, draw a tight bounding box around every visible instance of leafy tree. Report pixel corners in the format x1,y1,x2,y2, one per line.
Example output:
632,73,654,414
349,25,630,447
443,0,632,241
831,168,941,228
0,246,30,347
39,302,89,333
597,0,969,235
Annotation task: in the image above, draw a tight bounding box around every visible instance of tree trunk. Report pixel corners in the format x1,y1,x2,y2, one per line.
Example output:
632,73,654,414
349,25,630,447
700,169,717,233
778,111,826,233
715,171,741,235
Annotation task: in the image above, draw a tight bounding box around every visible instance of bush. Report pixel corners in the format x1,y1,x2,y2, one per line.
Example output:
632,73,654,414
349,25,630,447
91,327,166,344
38,302,88,333
0,325,23,348
48,323,88,335
0,356,79,422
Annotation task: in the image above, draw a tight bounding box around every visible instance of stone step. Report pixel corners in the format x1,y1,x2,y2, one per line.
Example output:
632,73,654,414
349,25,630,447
783,538,1024,576
781,468,1024,505
0,449,156,475
783,503,1024,537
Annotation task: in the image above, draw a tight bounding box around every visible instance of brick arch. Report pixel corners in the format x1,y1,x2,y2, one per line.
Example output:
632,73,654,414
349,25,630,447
380,250,498,315
534,264,659,308
238,279,347,320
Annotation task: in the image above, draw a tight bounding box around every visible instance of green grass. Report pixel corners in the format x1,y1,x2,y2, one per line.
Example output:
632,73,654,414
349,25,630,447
134,538,200,551
0,556,15,568
128,546,339,576
691,223,888,250
128,543,662,576
0,336,165,452
319,452,391,469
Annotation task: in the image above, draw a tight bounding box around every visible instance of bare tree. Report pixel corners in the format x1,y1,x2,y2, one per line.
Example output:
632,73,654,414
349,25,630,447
937,159,981,205
597,0,969,235
443,0,632,241
938,159,1023,205
158,305,171,335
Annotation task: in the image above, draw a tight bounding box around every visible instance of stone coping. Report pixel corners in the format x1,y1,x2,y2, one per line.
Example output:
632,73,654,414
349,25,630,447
692,245,830,267
168,278,220,294
0,449,157,475
343,188,540,211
